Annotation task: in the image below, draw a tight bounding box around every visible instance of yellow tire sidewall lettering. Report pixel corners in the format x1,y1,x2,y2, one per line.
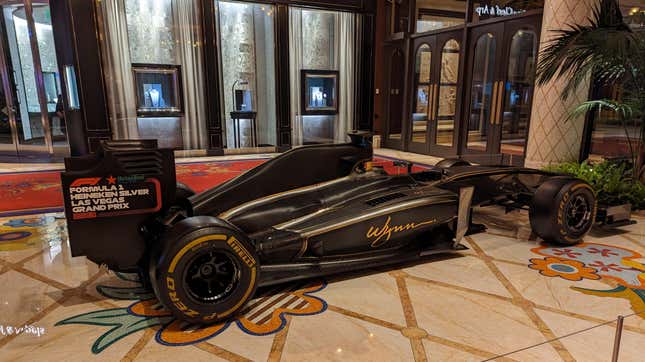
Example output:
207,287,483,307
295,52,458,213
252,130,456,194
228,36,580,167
165,233,258,321
166,275,200,318
226,236,256,268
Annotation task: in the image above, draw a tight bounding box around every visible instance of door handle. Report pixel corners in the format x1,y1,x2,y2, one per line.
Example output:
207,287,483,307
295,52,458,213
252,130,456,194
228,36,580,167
490,81,499,125
432,83,439,121
427,84,435,121
495,81,504,125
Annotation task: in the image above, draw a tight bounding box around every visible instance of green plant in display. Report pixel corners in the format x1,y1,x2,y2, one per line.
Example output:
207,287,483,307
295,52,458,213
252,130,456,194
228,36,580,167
536,0,645,180
545,161,645,210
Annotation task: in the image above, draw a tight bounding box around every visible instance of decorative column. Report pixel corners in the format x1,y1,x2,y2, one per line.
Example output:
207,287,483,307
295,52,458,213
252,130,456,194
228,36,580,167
524,0,597,168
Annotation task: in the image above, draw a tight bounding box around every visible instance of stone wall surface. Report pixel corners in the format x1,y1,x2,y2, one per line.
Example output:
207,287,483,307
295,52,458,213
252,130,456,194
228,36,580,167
525,0,597,168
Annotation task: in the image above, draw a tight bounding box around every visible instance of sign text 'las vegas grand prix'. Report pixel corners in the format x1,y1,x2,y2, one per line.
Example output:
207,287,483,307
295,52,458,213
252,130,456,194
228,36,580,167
67,175,162,220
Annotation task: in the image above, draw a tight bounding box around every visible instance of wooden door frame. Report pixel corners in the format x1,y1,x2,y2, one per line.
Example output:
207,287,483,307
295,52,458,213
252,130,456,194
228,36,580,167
382,42,408,150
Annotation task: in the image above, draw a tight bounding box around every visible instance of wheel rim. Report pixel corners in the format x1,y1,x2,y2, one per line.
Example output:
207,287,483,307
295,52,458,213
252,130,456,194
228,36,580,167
184,250,240,303
565,194,592,233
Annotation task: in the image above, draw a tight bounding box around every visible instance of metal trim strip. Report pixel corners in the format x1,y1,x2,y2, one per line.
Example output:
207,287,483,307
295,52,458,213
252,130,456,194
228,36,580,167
219,176,353,220
294,196,455,237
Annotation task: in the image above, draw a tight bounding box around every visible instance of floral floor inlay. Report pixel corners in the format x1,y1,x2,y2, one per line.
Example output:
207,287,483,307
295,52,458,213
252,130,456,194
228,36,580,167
530,242,645,318
56,273,327,353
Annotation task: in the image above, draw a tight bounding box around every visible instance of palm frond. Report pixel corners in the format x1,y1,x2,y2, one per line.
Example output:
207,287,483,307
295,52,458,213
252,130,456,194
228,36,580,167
536,0,636,99
565,99,633,123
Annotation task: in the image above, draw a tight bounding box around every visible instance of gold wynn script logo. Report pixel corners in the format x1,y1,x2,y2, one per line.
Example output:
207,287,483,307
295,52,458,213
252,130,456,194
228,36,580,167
366,216,437,248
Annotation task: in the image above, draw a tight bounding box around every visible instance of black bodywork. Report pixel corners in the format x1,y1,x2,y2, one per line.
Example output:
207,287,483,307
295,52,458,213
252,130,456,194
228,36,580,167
62,134,557,286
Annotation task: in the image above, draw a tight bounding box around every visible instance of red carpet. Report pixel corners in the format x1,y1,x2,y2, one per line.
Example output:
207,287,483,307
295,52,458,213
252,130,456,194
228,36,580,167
0,157,427,216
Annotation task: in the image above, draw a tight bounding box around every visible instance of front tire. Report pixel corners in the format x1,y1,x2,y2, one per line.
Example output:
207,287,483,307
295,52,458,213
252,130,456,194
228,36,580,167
149,216,259,324
530,178,596,245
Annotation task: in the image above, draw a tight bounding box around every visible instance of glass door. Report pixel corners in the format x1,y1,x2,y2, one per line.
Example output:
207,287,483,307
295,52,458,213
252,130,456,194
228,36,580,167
0,41,18,155
462,23,504,164
428,30,463,156
407,36,436,154
460,17,540,165
495,18,540,165
0,0,68,160
405,29,462,156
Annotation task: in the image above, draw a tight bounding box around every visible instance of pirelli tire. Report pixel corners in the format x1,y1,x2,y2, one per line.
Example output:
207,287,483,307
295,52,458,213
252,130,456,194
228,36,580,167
529,177,597,246
436,158,471,168
149,216,259,324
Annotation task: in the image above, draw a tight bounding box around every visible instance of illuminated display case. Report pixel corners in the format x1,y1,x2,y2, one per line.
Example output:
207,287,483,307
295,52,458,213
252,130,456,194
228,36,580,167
132,64,183,116
300,70,339,115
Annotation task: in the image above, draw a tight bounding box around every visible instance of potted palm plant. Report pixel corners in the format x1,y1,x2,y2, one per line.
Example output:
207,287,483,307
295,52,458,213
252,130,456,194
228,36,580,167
535,0,644,223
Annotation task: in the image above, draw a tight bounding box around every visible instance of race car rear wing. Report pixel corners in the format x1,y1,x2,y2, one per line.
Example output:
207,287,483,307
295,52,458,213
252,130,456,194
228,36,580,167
61,140,176,270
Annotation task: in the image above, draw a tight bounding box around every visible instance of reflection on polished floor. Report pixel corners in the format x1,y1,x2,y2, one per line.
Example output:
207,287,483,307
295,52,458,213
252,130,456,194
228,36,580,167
0,153,644,361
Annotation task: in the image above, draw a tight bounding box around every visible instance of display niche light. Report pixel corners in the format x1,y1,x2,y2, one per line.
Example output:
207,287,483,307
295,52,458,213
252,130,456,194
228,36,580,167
259,5,273,16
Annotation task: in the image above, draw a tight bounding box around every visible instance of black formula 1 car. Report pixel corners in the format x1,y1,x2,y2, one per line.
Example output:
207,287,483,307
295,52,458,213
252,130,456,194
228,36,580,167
62,133,597,324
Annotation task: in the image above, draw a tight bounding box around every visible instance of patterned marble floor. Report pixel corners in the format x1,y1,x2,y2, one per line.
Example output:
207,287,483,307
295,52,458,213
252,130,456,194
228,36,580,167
0,206,643,361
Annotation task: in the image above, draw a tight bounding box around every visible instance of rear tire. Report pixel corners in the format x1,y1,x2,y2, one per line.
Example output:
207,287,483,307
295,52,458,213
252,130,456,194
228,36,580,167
149,216,259,324
436,158,471,168
529,178,596,245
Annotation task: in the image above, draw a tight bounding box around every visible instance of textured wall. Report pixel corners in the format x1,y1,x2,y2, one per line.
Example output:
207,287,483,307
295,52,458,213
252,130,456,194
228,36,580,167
219,1,256,148
295,9,338,144
524,0,596,168
125,0,176,64
218,2,279,148
302,11,335,70
13,16,38,113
